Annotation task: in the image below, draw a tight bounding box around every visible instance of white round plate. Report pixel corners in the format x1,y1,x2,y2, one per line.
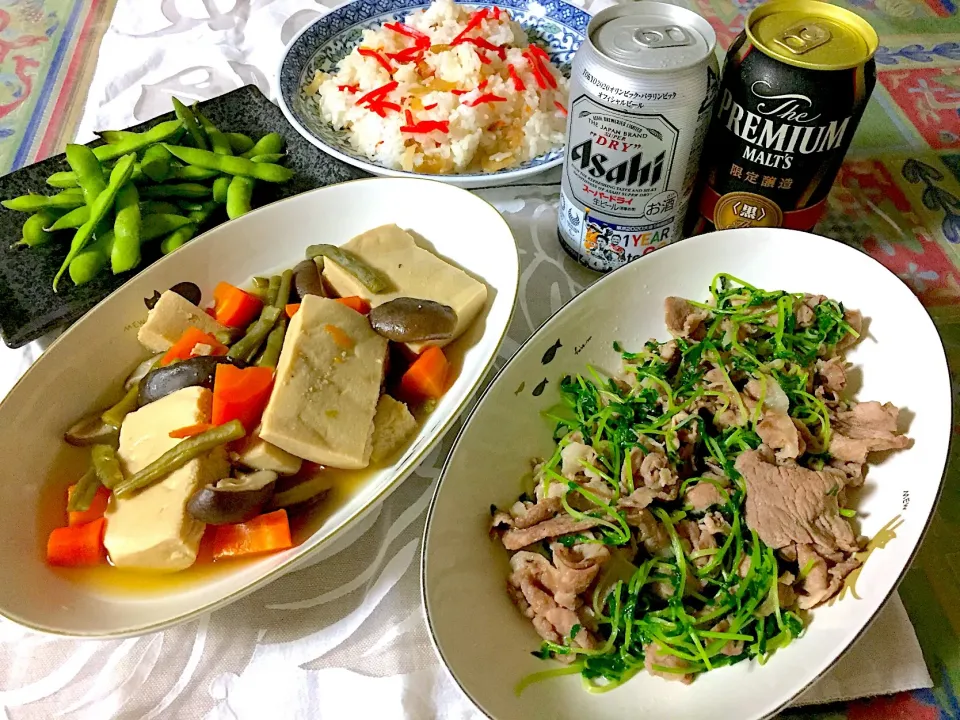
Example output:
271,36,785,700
422,228,951,720
0,177,518,638
276,0,588,188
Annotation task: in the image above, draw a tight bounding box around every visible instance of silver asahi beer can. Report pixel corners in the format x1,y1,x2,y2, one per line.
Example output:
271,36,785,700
558,3,719,272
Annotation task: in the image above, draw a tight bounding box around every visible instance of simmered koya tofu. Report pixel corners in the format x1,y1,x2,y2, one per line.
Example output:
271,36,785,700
321,224,487,353
259,296,388,469
104,387,229,571
370,395,417,463
138,290,226,352
231,424,303,476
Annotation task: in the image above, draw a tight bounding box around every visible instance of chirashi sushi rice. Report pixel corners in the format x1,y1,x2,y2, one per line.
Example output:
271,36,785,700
305,0,569,174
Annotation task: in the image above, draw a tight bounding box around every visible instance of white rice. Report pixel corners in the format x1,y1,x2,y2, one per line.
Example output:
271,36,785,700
305,0,569,174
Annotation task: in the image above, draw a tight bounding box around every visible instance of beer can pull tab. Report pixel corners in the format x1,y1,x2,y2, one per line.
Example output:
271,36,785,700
772,21,832,55
632,24,693,49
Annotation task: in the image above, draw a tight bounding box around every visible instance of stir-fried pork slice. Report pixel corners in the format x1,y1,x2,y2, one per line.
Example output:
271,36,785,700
816,357,847,395
835,309,863,351
757,411,805,462
510,497,563,529
711,619,746,657
795,294,826,328
684,482,726,512
629,508,672,557
501,515,602,551
829,401,911,464
793,543,861,609
644,642,693,684
701,511,731,536
735,450,858,554
664,297,709,339
560,436,604,482
678,519,717,568
620,446,680,501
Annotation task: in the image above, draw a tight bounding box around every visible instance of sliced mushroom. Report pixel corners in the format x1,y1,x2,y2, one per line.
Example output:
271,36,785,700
368,297,457,343
269,474,333,510
186,471,277,525
293,259,325,299
138,356,246,406
64,413,120,448
124,353,164,391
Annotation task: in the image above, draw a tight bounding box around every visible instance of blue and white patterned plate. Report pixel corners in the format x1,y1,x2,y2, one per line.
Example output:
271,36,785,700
276,0,589,188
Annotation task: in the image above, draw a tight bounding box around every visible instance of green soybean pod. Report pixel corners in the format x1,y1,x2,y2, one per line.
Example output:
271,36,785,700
195,110,232,155
93,120,183,162
65,144,107,206
212,176,230,203
68,230,115,286
48,205,90,231
140,183,211,199
172,97,208,150
240,132,284,159
140,144,172,182
160,224,196,254
2,191,85,213
96,130,138,144
163,145,293,183
187,200,219,226
249,153,285,164
46,171,79,188
167,165,220,181
226,175,255,220
140,200,180,216
111,182,142,273
17,209,62,247
225,132,255,154
140,213,192,241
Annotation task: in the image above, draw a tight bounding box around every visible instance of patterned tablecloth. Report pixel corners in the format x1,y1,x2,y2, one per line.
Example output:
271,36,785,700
0,0,958,719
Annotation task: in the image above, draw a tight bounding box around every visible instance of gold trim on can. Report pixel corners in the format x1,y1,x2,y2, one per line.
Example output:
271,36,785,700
746,0,879,71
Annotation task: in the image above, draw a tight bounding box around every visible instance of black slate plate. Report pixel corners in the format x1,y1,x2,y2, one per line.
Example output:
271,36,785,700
0,85,369,349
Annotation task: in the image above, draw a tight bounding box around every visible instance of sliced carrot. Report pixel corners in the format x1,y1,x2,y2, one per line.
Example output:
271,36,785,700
169,422,216,439
47,517,106,566
212,364,275,433
161,327,228,366
213,282,263,328
399,345,449,400
335,296,371,314
67,485,111,527
285,303,301,318
324,324,355,350
211,509,293,560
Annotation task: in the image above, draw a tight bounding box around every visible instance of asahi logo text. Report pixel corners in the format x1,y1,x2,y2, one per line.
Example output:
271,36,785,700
716,81,852,169
569,139,665,189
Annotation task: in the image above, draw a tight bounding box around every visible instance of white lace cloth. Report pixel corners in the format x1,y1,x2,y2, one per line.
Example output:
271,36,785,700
0,1,933,718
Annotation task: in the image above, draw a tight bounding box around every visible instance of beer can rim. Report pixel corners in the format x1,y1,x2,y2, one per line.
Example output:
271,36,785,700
586,2,717,74
746,0,879,71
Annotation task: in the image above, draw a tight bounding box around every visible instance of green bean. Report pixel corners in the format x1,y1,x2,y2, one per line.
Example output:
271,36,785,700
140,200,180,216
101,381,141,428
97,130,138,144
140,183,211,199
111,182,142,273
265,275,280,306
167,165,221,181
305,244,390,293
113,419,246,498
66,467,102,513
249,153,285,164
252,276,269,289
196,110,232,155
46,171,79,188
213,327,244,346
65,144,107,206
54,153,136,291
274,268,293,308
160,224,196,254
225,132,255,154
2,190,85,213
227,305,281,361
212,176,230,203
256,317,287,368
186,200,219,226
17,210,62,247
172,97,208,150
93,120,182,162
141,213,192,241
48,205,90,231
69,231,114,285
226,175,255,220
91,444,124,490
163,144,293,183
241,132,283,159
140,144,172,182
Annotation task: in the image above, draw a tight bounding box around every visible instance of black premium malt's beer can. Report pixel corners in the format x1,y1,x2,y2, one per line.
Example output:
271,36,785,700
689,0,878,234
557,3,719,272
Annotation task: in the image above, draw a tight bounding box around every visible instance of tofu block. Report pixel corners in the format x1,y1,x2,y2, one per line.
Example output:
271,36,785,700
138,290,226,353
105,387,228,572
232,424,303,475
321,224,487,353
370,395,417,463
259,296,388,469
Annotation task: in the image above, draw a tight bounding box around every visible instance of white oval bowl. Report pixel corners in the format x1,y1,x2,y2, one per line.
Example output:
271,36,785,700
0,177,518,638
422,228,951,720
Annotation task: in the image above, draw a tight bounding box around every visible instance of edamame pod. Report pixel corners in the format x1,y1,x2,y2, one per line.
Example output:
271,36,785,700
196,110,232,155
172,97,208,150
226,175,255,220
93,120,182,162
2,190,85,213
111,182,142,273
140,144,172,182
139,200,180,216
48,205,90,231
69,230,115,285
65,144,107,206
141,213,192,241
167,165,221,181
17,209,62,247
186,200,219,226
240,132,283,159
96,130,138,144
160,224,196,254
163,145,293,183
225,132,255,154
212,176,230,203
249,153,285,164
46,171,79,189
140,183,211,200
